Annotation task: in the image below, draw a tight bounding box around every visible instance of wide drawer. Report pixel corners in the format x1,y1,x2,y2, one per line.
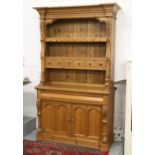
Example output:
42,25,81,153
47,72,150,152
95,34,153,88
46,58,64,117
40,93,103,105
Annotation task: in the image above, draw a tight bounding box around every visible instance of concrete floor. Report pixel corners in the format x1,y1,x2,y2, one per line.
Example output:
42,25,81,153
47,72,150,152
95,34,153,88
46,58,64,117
23,116,36,137
24,130,123,155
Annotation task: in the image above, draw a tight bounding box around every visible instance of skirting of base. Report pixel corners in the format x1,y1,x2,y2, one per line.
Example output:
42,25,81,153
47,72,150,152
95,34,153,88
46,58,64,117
36,131,111,151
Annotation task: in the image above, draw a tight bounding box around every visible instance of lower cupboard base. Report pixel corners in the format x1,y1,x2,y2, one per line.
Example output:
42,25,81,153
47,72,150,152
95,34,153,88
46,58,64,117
36,131,111,151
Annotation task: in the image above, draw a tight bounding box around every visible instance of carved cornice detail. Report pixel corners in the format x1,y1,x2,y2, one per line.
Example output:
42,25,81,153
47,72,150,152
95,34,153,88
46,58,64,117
97,18,111,38
34,4,120,19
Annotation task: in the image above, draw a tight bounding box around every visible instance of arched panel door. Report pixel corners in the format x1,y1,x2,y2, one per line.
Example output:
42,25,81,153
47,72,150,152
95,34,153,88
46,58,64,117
72,105,86,137
56,102,69,135
88,108,101,139
42,101,56,132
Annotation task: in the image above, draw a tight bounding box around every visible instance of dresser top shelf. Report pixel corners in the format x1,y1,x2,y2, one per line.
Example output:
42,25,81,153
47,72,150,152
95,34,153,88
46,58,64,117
34,3,120,9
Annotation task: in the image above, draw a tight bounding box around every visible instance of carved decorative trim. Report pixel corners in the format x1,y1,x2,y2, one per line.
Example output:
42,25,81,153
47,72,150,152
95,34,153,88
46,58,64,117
37,101,41,111
45,19,56,25
104,39,111,86
40,19,45,39
44,102,50,108
102,105,108,143
102,110,107,119
97,18,107,23
37,101,42,132
105,20,111,38
96,18,111,39
36,9,46,19
102,105,108,122
41,71,45,83
102,135,108,143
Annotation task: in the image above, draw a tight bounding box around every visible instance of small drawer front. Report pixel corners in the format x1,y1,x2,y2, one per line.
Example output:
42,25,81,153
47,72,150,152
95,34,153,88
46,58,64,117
64,60,73,67
96,61,106,69
85,61,96,68
46,59,63,68
55,60,63,67
73,61,85,68
46,59,55,67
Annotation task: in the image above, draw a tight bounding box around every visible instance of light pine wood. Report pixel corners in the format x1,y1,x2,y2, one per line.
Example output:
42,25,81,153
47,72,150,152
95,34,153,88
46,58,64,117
45,37,107,42
34,3,120,151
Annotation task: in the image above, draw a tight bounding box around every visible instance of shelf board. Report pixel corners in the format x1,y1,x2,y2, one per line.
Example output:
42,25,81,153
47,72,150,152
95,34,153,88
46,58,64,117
45,57,108,61
45,37,107,42
46,66,105,71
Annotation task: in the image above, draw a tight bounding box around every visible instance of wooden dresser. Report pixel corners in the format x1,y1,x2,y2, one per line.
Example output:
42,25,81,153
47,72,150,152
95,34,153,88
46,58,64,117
34,3,120,151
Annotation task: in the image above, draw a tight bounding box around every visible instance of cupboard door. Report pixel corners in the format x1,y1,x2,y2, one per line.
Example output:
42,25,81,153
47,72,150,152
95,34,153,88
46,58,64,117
87,107,101,139
56,102,70,135
72,104,87,137
42,100,70,136
42,100,56,132
72,103,102,140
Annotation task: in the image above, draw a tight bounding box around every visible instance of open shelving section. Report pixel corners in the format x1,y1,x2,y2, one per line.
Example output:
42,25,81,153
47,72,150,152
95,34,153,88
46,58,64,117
43,18,109,89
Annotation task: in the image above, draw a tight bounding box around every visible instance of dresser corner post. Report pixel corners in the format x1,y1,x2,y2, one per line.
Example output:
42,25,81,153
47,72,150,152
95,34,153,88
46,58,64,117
36,90,42,134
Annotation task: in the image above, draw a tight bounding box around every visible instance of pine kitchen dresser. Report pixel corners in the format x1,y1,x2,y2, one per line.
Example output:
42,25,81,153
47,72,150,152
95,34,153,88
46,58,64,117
34,3,120,151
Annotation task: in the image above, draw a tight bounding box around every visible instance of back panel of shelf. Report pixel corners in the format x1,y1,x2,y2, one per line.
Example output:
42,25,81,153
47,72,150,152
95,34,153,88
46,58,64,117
46,42,106,58
46,69,105,85
46,18,106,38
